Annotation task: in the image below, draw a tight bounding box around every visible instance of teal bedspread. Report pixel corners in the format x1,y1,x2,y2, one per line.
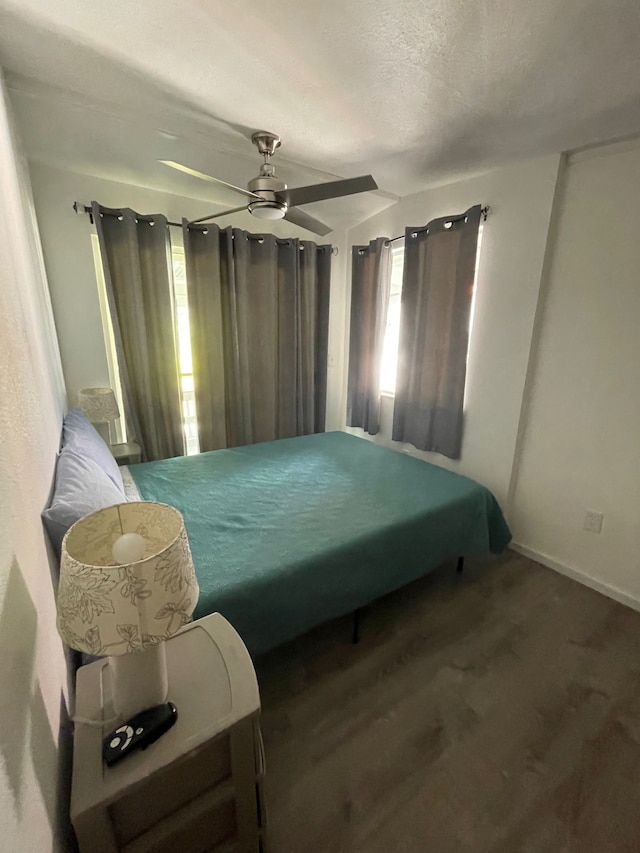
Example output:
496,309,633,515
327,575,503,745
129,432,511,655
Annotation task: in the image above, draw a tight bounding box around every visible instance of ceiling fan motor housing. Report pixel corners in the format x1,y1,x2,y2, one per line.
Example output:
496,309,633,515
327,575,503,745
248,174,287,197
247,173,288,219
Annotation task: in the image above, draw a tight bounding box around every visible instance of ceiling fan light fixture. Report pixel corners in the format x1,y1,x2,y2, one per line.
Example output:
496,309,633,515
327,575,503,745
248,200,287,220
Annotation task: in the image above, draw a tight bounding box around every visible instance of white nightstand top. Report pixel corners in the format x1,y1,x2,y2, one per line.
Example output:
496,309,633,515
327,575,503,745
71,613,260,818
110,441,141,461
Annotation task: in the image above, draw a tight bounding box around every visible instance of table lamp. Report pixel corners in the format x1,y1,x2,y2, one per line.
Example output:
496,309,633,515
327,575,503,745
78,387,120,445
57,501,199,719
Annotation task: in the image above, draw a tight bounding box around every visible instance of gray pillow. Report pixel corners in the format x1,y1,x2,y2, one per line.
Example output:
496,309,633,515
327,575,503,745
62,407,124,491
42,446,127,556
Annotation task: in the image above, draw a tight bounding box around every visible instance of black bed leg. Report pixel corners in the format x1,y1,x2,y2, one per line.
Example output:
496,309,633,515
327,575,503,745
352,608,362,644
456,556,464,574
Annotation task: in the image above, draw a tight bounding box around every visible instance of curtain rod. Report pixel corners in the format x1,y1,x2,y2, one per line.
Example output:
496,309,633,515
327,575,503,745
385,205,491,245
72,202,338,253
73,201,183,228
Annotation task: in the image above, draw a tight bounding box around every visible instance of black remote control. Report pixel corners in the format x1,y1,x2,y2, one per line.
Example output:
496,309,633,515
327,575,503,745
102,702,178,767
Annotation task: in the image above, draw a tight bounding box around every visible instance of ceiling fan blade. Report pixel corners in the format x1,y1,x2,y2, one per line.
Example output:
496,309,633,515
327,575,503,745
284,207,333,237
280,175,378,208
187,205,249,226
159,160,261,200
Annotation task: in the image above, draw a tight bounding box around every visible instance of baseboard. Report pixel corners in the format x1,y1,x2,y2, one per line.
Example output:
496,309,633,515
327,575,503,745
510,542,640,614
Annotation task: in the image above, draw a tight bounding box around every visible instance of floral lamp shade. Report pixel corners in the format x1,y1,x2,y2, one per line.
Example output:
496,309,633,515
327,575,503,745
77,387,120,423
57,502,199,657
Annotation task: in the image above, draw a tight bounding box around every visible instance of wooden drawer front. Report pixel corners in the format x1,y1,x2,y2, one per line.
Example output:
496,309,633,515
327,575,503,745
110,735,231,846
123,789,236,853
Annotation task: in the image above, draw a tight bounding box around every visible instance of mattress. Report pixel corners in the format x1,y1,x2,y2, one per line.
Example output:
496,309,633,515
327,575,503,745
128,431,511,655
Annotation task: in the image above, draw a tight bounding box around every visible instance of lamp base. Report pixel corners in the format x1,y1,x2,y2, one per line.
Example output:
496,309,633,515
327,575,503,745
93,421,113,446
109,643,169,719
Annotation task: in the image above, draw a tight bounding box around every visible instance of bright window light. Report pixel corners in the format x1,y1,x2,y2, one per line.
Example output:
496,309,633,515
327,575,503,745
466,222,484,366
171,246,200,456
379,242,405,394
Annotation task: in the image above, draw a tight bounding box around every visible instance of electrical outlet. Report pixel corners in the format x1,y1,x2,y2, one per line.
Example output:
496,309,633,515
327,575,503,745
583,510,604,534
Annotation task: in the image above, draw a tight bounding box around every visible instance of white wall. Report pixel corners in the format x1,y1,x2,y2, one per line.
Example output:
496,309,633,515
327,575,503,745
510,140,640,606
29,162,349,431
343,155,562,508
0,73,71,852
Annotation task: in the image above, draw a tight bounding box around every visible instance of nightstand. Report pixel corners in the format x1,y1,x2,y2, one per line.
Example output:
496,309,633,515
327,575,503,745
71,613,266,853
110,441,142,466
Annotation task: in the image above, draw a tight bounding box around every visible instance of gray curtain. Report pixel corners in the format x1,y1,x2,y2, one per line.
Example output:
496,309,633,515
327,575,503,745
182,222,331,451
392,204,482,459
92,203,184,461
346,237,392,435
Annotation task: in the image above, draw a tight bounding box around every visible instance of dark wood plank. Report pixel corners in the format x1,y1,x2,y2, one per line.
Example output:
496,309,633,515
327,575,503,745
255,551,640,853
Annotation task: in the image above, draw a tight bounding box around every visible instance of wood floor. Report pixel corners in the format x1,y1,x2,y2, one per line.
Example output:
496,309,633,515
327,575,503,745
255,551,640,853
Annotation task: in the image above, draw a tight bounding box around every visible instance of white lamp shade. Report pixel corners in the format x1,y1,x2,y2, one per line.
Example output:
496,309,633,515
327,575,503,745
78,387,120,423
57,502,199,657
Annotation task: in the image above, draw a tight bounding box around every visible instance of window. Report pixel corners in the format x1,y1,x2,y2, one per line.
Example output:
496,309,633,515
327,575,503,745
91,234,127,443
171,246,200,456
378,223,484,396
379,241,405,394
92,237,200,455
466,222,484,367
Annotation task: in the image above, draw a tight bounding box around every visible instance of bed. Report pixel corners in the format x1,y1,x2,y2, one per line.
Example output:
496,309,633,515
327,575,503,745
123,431,511,656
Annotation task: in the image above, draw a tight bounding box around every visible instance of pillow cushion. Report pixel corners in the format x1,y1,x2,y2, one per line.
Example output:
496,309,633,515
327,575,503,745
42,446,127,556
62,407,124,490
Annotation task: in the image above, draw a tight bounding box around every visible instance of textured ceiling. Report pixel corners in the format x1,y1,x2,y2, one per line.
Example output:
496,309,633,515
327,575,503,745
1,0,640,230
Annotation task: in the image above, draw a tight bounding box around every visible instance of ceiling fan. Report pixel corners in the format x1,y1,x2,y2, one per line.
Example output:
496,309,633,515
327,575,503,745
160,131,378,236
